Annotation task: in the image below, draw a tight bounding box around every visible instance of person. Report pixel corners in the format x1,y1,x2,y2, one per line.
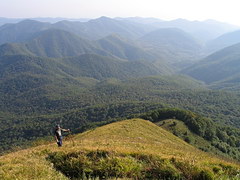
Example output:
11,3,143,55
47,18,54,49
54,124,70,147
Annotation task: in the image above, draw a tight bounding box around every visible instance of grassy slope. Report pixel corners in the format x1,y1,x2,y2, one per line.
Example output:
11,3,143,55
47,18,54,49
0,119,239,179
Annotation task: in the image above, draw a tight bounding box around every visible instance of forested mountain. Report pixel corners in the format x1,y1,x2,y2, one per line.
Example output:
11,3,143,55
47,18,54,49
0,28,172,70
24,29,108,58
139,28,203,63
0,17,153,45
0,29,150,60
0,53,165,114
1,17,238,44
183,43,240,84
0,20,51,45
0,53,163,88
150,19,239,42
96,34,157,61
2,68,240,153
60,54,165,79
52,16,155,40
0,17,22,26
116,18,239,42
0,17,238,68
0,28,108,58
205,30,240,53
140,28,202,51
0,43,34,56
0,17,90,26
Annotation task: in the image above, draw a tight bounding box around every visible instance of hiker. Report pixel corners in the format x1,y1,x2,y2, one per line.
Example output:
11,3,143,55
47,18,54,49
54,124,70,147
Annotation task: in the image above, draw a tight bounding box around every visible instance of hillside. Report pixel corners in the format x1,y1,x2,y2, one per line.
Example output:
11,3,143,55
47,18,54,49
0,119,239,179
0,17,237,43
0,53,165,115
96,34,157,61
0,29,108,58
0,20,51,45
25,29,108,58
60,54,165,79
183,43,240,84
139,28,203,63
151,19,239,43
2,18,236,70
0,29,173,71
3,70,240,152
209,75,240,91
141,108,240,161
52,16,153,40
206,30,240,53
0,17,153,46
0,43,34,56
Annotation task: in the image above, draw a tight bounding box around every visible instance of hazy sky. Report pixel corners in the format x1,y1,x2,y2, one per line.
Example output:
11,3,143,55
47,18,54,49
1,0,240,25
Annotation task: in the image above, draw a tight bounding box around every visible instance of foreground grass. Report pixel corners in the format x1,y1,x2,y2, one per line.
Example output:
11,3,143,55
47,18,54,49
0,119,240,179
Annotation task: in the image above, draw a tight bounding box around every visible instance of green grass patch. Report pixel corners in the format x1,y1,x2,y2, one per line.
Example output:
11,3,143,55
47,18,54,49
47,150,239,180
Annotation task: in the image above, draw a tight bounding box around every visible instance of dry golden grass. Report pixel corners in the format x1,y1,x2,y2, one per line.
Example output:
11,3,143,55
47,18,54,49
0,119,239,179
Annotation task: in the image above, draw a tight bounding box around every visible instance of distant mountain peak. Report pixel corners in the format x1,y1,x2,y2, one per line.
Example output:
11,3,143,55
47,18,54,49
18,19,49,25
90,16,114,23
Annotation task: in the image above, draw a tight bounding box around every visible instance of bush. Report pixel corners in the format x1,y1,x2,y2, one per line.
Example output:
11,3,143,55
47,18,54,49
184,136,193,144
195,170,214,180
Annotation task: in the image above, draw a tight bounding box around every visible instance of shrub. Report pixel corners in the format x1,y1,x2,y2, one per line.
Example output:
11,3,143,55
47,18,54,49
195,170,214,180
212,166,222,174
184,136,193,144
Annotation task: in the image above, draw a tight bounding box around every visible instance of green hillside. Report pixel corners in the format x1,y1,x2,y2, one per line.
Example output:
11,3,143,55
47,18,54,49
158,119,239,159
139,28,203,63
2,64,240,153
60,54,164,79
0,20,51,45
140,28,201,51
0,19,207,70
0,29,173,72
0,29,109,58
0,43,34,56
0,53,165,115
0,18,152,45
96,34,156,61
52,16,153,40
209,75,240,91
183,42,240,84
25,29,108,58
141,108,240,161
0,119,239,180
151,18,239,43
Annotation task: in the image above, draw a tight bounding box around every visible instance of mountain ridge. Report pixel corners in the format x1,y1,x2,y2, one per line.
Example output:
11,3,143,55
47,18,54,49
183,42,240,84
206,29,240,53
139,28,203,63
0,119,239,179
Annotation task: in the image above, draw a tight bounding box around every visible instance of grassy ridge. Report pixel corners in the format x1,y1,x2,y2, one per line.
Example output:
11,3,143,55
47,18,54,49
0,119,239,179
